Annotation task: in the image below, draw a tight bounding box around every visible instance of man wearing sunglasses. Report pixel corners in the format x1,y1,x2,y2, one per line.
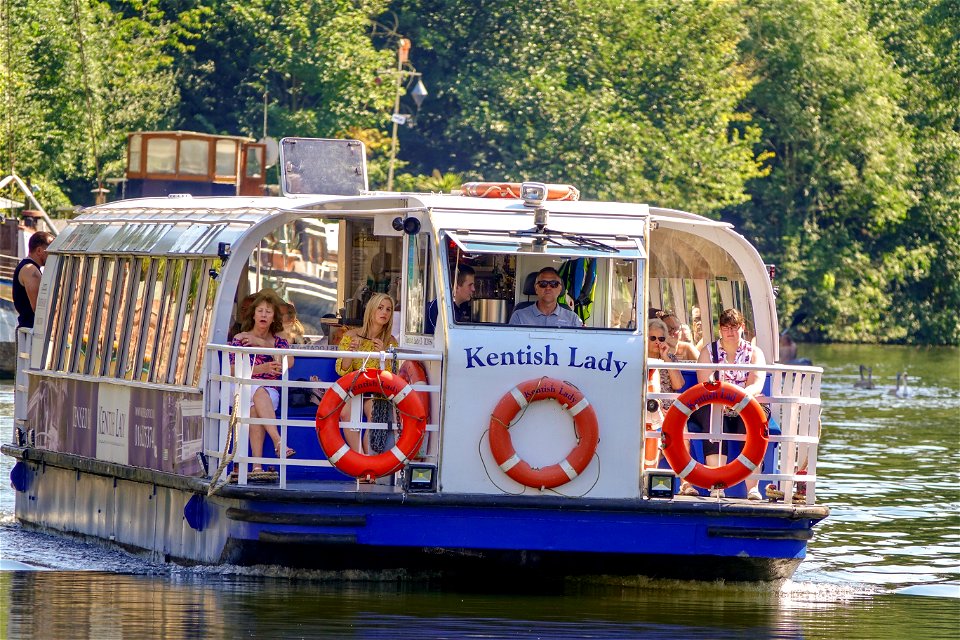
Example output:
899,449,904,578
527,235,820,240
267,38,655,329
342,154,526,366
509,267,584,327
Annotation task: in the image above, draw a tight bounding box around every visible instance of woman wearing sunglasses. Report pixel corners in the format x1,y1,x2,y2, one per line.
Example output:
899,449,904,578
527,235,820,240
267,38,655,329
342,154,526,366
509,267,584,327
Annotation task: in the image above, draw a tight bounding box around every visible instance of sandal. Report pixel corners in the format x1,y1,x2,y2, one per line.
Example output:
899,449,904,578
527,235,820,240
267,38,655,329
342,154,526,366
275,445,296,459
747,487,763,501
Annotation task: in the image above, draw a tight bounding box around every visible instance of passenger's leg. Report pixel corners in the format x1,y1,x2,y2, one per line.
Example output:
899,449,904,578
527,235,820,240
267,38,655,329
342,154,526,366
340,401,363,453
250,388,276,472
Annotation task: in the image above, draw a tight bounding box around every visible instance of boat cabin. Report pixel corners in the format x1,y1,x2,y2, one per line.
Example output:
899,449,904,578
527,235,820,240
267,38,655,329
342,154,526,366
122,131,267,199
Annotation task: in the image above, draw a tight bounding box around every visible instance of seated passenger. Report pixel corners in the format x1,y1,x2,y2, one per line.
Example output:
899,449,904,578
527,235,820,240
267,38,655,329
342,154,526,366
334,293,399,454
425,265,475,334
280,302,308,344
509,267,584,328
229,289,295,472
693,308,767,500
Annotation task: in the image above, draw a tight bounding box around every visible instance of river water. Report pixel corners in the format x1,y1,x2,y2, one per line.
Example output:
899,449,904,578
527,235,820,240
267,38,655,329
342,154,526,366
0,344,957,639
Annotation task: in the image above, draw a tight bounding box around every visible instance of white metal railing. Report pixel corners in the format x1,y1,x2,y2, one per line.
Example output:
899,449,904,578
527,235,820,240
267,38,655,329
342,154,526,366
205,343,442,488
646,361,822,504
14,328,32,442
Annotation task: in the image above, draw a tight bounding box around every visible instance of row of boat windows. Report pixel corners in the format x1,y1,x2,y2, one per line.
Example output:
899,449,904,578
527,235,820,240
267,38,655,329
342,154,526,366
42,254,218,387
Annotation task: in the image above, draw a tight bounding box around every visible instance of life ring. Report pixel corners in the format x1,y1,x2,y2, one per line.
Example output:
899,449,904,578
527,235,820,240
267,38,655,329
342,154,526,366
488,377,599,489
461,182,580,201
661,380,768,490
315,369,427,480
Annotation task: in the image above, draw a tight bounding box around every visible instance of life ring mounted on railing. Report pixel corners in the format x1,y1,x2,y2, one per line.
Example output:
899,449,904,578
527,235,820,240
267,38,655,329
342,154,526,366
487,377,599,490
461,182,580,201
315,369,427,481
660,380,769,490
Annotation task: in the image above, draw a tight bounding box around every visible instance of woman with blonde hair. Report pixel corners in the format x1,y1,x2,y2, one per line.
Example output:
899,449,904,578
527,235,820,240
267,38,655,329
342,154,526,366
334,293,399,454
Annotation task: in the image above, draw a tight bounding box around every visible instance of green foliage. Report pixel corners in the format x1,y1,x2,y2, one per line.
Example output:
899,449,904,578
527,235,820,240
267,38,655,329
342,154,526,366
0,0,177,208
389,0,766,211
0,0,954,343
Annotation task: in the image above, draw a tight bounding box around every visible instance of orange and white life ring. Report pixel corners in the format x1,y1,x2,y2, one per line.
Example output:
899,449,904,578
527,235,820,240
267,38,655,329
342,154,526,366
660,380,769,490
315,369,427,481
488,377,599,489
461,182,580,201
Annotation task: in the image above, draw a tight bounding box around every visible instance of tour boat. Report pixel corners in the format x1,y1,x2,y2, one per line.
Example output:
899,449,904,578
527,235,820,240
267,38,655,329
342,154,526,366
3,138,826,582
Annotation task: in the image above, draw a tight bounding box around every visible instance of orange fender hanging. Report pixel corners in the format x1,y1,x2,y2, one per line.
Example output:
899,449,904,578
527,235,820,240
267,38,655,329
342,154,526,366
461,182,580,201
488,377,599,489
315,369,427,481
660,380,769,490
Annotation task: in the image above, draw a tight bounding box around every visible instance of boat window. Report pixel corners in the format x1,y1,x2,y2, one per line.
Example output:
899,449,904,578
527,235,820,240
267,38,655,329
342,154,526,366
93,259,119,375
247,217,340,339
145,137,177,174
128,134,143,175
439,233,639,331
179,139,210,176
152,260,183,383
648,227,755,347
189,260,218,387
339,219,401,325
39,252,218,388
61,257,91,371
44,255,77,371
215,140,237,177
123,258,154,380
105,258,135,377
403,232,434,336
245,146,263,179
73,257,102,374
445,229,645,259
139,258,168,381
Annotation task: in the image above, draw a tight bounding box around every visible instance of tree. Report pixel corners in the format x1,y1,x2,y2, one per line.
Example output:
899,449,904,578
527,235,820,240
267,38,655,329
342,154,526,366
737,0,917,342
387,0,767,209
0,0,177,208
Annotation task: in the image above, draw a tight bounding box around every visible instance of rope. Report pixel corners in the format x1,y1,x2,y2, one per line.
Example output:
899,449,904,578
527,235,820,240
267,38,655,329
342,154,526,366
207,393,241,496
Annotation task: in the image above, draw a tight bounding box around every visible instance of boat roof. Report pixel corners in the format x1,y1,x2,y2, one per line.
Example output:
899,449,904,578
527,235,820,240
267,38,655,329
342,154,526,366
50,193,732,257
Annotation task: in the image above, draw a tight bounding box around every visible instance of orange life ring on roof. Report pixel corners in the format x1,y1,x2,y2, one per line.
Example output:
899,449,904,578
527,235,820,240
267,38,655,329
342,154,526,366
461,182,580,201
660,380,769,490
315,369,427,481
487,377,599,489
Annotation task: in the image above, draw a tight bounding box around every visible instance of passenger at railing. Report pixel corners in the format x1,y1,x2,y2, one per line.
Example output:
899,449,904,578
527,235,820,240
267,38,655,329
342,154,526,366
509,267,583,327
425,265,475,334
660,311,700,364
280,302,308,344
335,293,399,454
648,318,686,403
229,288,296,472
13,231,53,329
694,307,766,500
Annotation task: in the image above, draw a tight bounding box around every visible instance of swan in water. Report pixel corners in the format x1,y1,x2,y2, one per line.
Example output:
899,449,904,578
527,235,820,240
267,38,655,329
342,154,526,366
854,364,875,389
888,371,911,398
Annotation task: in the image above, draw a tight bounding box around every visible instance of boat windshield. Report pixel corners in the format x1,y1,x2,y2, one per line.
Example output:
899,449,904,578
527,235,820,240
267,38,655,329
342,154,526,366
403,230,642,333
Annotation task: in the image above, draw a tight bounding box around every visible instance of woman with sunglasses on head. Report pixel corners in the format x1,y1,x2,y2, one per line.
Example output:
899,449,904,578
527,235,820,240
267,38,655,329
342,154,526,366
509,267,584,327
693,307,767,500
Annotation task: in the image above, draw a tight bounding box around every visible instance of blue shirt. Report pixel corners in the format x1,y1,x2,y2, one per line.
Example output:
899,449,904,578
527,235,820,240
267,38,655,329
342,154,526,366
509,303,583,327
